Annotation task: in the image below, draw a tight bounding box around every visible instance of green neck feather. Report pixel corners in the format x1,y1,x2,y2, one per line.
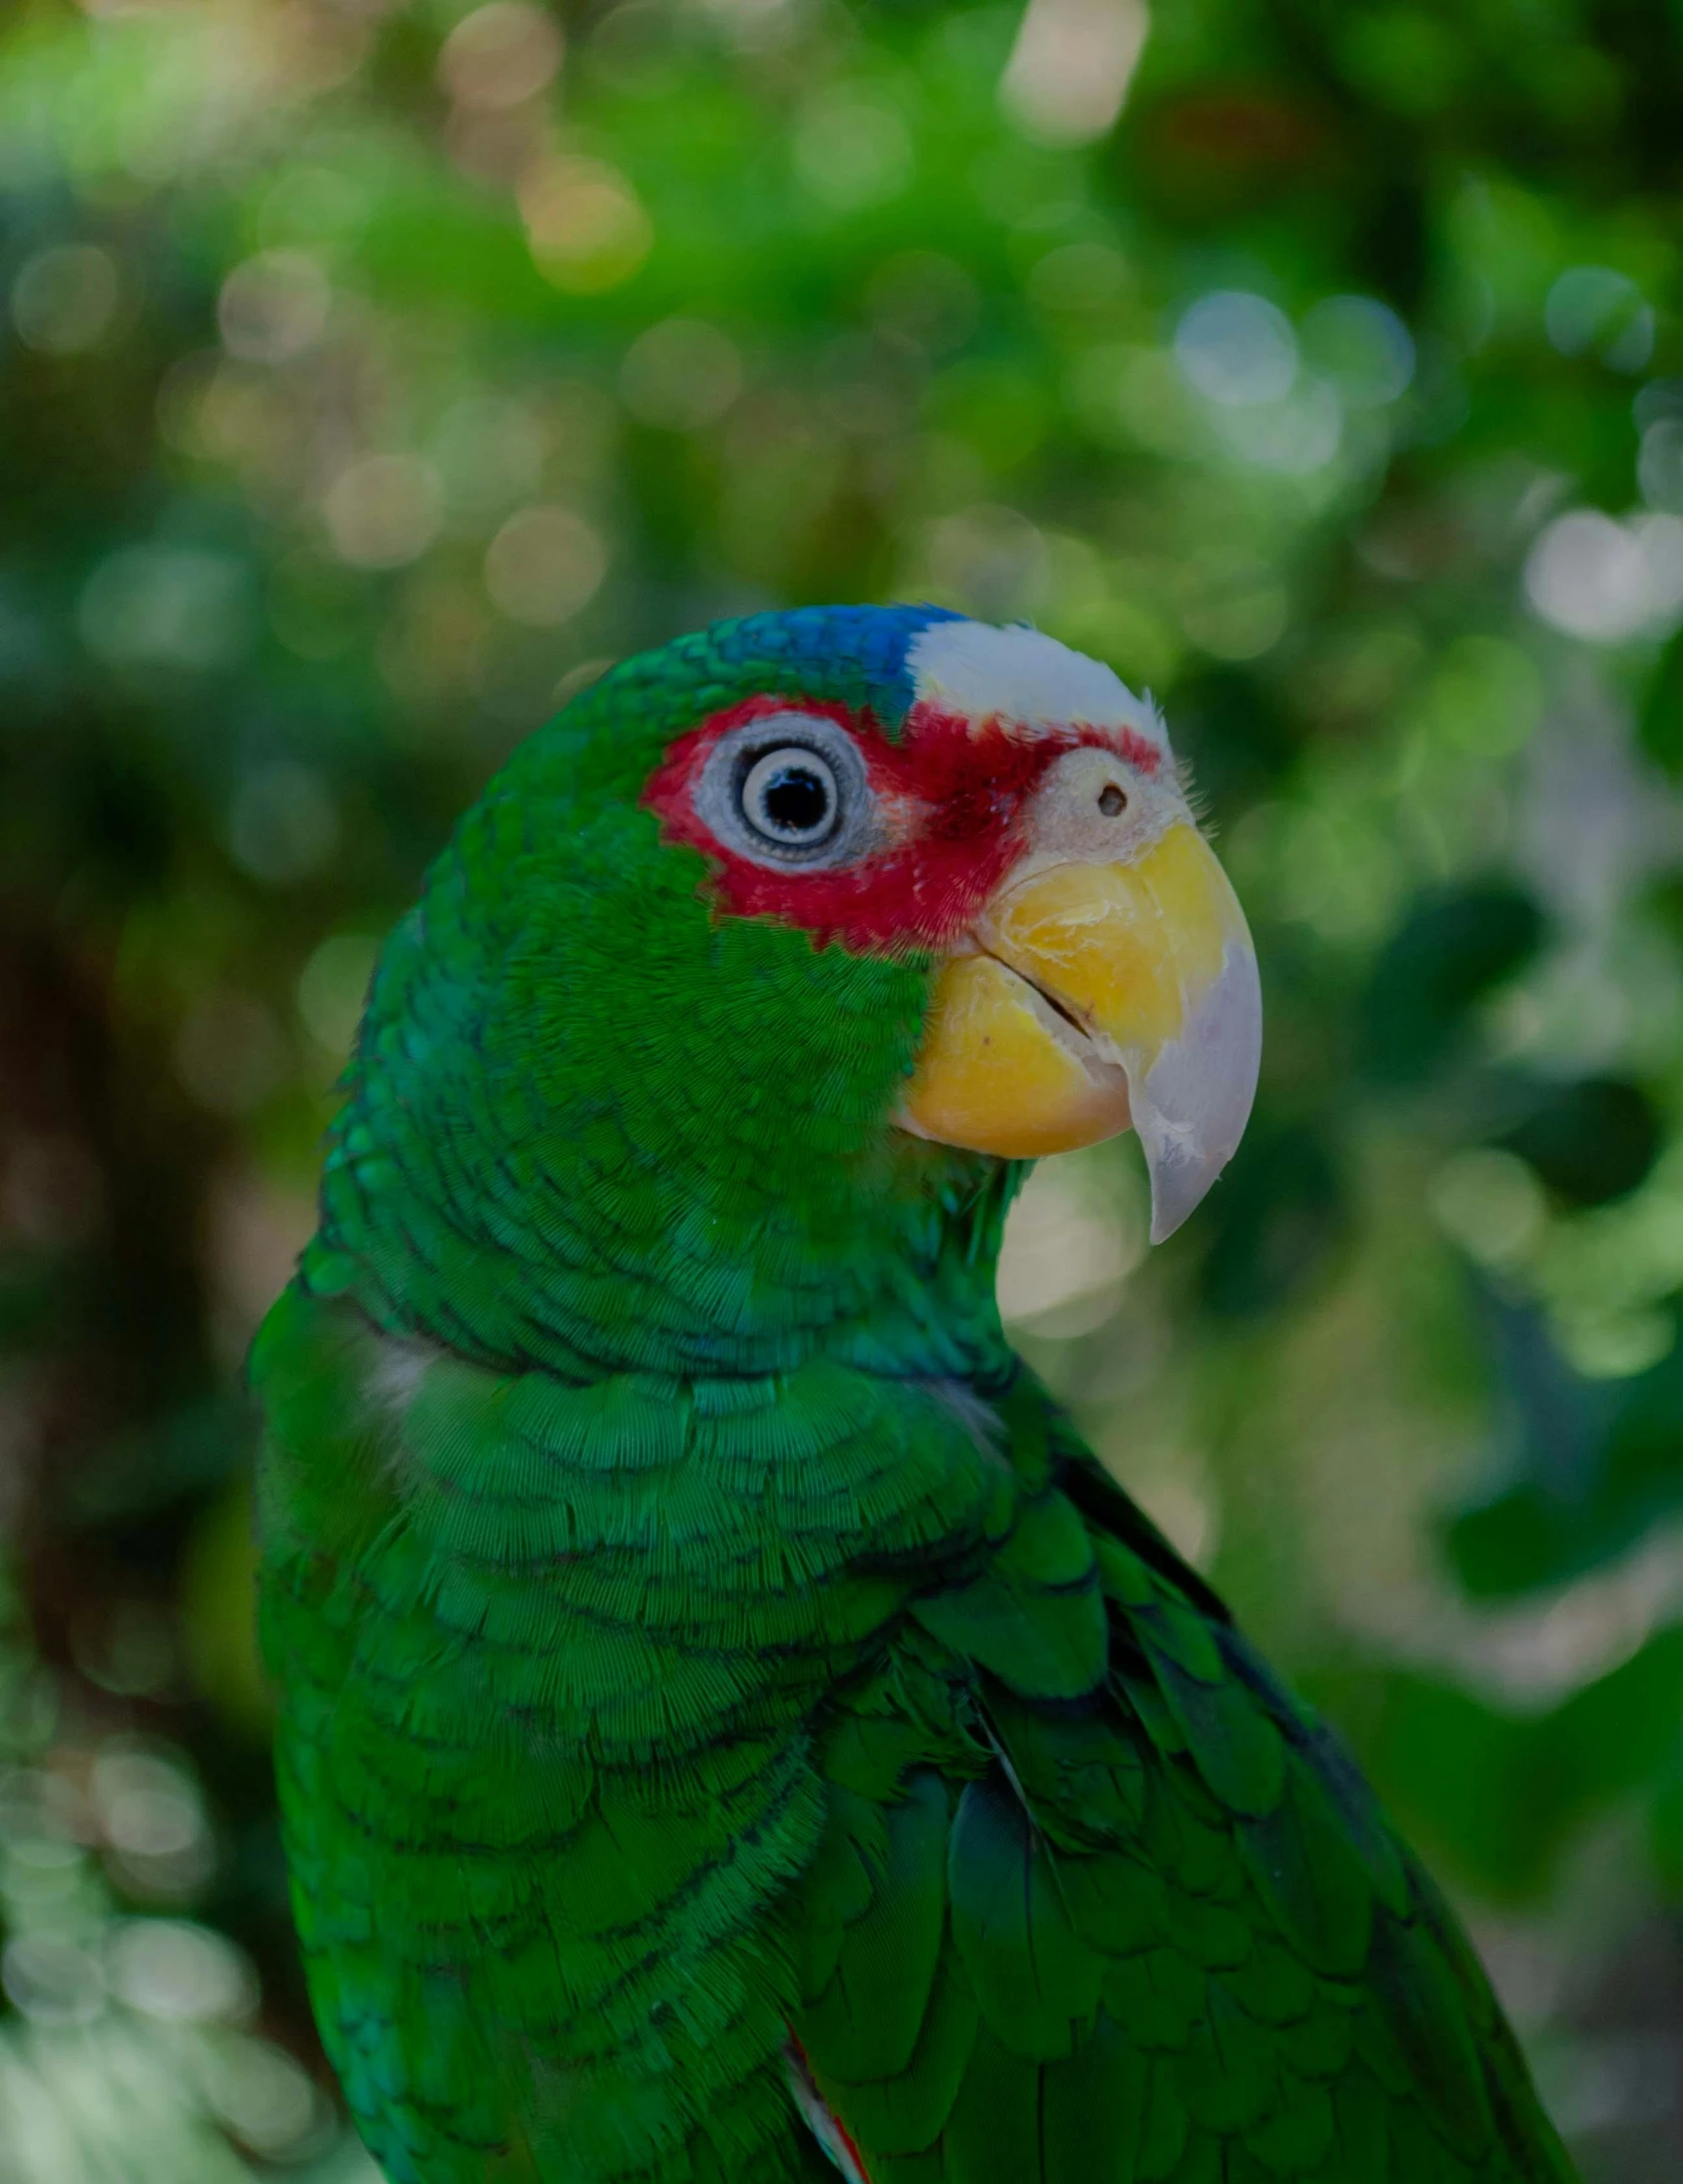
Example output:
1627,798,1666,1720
302,651,1023,1385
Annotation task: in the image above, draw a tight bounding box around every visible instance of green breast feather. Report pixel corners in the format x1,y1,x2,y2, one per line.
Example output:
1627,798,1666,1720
254,606,1577,2183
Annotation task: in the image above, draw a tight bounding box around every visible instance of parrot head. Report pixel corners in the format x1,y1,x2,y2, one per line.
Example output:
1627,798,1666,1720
642,610,1260,1242
313,606,1260,1376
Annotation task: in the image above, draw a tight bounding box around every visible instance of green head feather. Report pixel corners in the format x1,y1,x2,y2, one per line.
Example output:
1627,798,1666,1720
304,607,1018,1384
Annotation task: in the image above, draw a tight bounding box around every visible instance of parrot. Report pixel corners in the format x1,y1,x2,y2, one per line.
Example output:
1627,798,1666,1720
253,605,1577,2184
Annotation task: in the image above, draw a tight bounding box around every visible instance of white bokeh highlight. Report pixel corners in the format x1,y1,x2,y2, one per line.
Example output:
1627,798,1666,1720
1524,510,1683,643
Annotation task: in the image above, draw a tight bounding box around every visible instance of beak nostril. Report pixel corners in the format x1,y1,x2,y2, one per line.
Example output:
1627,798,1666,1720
1098,783,1128,818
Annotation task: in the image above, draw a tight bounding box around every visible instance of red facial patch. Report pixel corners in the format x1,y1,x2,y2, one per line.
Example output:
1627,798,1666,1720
642,693,1162,955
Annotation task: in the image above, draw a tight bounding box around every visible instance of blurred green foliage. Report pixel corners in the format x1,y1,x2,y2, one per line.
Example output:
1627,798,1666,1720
4,0,1683,2174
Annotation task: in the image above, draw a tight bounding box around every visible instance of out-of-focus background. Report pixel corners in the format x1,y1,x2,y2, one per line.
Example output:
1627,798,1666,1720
2,0,1682,2173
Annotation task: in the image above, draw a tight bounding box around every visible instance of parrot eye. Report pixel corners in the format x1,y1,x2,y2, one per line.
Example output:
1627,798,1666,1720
692,709,876,870
739,747,839,848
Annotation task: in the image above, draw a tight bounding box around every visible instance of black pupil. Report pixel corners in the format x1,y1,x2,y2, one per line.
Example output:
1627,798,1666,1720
761,762,829,834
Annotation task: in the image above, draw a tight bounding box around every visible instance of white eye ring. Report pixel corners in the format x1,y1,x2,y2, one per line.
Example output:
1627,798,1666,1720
739,745,840,848
692,708,877,870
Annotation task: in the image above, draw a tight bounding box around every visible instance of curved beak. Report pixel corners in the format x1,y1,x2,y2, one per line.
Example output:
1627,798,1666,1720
899,822,1262,1242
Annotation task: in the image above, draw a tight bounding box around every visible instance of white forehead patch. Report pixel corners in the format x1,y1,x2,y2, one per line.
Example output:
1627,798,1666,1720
906,619,1167,748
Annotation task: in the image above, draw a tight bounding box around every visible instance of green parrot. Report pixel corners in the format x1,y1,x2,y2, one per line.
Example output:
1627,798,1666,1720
254,606,1576,2184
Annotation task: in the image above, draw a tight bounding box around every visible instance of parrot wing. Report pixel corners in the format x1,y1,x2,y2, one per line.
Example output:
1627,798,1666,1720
788,1377,1579,2184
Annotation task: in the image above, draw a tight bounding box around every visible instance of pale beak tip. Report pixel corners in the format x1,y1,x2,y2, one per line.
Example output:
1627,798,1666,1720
1134,940,1262,1246
1146,1148,1232,1245
1141,1122,1238,1245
